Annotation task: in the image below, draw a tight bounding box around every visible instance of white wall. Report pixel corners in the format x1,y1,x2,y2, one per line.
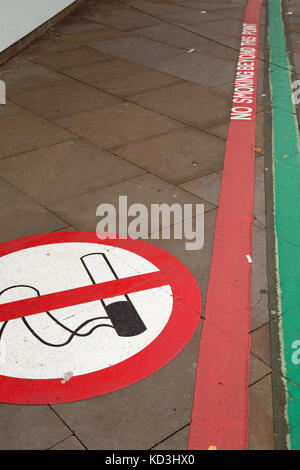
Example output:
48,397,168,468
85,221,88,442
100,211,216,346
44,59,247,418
0,0,76,52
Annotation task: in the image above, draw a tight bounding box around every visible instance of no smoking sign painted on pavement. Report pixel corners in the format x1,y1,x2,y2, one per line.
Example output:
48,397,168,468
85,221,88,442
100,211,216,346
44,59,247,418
0,232,201,404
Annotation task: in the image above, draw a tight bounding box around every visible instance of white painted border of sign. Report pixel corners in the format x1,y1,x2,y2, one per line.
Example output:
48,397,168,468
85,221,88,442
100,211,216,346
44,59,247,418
0,232,201,405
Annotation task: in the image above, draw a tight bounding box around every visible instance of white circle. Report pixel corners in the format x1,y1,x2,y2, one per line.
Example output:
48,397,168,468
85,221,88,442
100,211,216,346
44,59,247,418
0,242,173,380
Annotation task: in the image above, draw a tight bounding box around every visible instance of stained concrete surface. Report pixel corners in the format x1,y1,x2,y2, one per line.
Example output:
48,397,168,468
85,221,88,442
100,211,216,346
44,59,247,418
0,0,274,450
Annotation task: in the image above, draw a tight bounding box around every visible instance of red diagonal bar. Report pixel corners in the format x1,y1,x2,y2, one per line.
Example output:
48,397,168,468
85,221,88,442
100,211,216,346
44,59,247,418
0,270,167,323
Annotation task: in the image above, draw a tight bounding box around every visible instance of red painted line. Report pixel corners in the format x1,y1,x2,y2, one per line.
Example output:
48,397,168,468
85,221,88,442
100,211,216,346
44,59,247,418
0,270,167,323
188,0,263,450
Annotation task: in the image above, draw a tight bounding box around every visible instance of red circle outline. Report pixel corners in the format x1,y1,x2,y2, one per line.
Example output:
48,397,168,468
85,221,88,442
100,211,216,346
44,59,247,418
0,232,201,404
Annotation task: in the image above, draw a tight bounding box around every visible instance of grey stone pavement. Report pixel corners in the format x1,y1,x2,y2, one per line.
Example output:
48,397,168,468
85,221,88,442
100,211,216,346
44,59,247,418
0,0,280,450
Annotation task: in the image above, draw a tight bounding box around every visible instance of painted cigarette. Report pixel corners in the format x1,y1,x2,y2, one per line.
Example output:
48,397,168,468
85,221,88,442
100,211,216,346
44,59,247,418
80,253,146,337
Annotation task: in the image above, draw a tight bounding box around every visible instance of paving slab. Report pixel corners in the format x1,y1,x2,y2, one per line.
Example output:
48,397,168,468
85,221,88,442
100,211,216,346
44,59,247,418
253,156,266,231
249,354,271,386
10,79,122,120
287,15,300,34
49,173,215,233
0,56,36,71
144,51,236,87
0,178,66,243
0,58,64,91
0,111,73,158
52,322,202,449
251,226,269,331
0,100,23,116
180,39,239,63
60,28,131,44
291,32,300,54
136,23,239,60
0,404,71,450
179,23,234,41
49,436,86,450
51,16,107,35
196,18,244,37
251,324,271,367
78,7,161,31
248,375,275,450
152,426,190,450
209,7,247,21
128,82,232,129
288,30,300,78
293,53,300,77
55,102,184,148
75,0,123,18
181,155,266,230
172,0,247,10
89,35,183,64
218,36,265,58
122,0,189,18
112,127,225,184
205,7,246,19
61,59,150,85
73,8,123,25
161,9,222,25
134,23,213,49
25,47,113,72
20,35,80,56
0,139,145,206
95,69,182,96
180,169,223,207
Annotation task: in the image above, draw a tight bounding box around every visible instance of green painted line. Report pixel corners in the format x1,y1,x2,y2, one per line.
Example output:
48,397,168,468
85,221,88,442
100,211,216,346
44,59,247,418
268,0,300,449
